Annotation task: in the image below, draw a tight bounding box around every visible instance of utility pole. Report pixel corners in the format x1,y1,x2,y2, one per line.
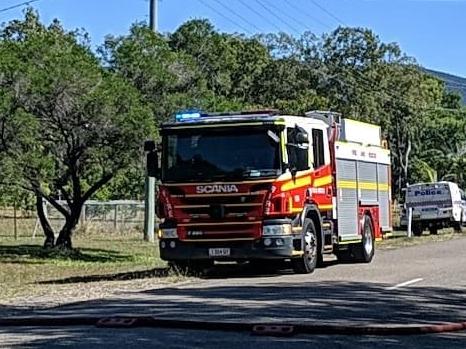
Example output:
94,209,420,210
144,0,158,243
144,141,158,243
144,0,158,242
149,0,158,32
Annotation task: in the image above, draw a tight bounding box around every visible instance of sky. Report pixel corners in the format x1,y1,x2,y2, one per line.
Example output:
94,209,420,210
0,0,465,77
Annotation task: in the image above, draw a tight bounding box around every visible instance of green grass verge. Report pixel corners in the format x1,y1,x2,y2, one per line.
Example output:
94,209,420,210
377,228,466,250
0,234,172,300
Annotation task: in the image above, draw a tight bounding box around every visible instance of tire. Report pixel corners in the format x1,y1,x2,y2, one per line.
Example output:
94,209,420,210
412,224,423,237
291,218,319,274
351,215,375,263
453,219,464,233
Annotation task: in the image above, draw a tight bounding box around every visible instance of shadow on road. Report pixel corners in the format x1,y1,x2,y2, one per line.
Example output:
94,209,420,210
6,280,465,325
201,259,340,279
1,277,466,348
1,326,465,349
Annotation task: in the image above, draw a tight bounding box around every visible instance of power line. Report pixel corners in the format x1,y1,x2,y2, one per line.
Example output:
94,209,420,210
196,0,252,34
252,0,301,34
309,0,346,26
281,0,333,31
278,1,412,106
0,0,40,14
211,0,262,32
237,0,282,33
263,0,313,32
249,1,437,111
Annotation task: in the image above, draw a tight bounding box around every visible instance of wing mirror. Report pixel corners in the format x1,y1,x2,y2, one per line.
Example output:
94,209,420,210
144,140,160,179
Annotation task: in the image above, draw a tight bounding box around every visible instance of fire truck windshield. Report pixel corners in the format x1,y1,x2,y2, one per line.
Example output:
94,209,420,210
162,128,281,182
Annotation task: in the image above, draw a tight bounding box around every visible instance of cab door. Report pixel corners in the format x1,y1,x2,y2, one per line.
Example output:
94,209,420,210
309,126,333,213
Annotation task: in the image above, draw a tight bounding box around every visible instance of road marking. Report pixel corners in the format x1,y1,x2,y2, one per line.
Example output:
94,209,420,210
386,278,423,290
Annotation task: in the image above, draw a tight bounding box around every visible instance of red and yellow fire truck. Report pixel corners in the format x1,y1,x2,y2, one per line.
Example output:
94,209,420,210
147,110,392,273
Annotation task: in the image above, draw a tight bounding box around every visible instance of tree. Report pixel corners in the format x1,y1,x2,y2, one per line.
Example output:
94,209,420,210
417,109,466,188
102,23,206,123
0,10,155,248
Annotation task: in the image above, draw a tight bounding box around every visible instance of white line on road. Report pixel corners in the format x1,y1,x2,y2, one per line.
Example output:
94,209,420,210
386,278,424,290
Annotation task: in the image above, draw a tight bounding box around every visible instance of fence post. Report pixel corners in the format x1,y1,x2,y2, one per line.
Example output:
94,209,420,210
13,200,18,240
144,176,155,242
114,203,119,231
407,207,413,238
80,203,86,226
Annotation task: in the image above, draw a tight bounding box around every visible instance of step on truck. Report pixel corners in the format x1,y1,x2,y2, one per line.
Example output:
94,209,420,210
145,110,392,274
403,181,466,236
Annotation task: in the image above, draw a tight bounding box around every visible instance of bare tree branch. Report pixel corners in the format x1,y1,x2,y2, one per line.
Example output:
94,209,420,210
82,173,113,203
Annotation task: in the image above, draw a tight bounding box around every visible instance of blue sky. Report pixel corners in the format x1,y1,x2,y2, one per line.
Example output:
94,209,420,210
1,0,465,77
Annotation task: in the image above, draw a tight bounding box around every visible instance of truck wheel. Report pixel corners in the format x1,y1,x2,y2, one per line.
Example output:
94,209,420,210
429,226,438,235
351,215,375,263
291,218,318,274
412,224,423,237
453,220,464,233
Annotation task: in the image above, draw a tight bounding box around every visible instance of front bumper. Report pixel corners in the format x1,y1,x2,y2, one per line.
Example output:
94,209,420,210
159,236,296,261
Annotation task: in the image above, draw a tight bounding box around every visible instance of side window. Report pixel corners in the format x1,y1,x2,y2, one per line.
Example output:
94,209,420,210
287,127,309,171
312,128,325,169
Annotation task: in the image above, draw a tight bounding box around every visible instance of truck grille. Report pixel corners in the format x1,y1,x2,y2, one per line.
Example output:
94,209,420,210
167,183,271,240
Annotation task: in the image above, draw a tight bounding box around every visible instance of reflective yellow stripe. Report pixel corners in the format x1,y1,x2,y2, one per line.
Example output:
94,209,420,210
337,180,357,189
281,176,312,191
291,204,332,213
280,132,287,163
337,181,390,192
338,238,362,244
379,184,390,191
292,250,304,256
359,182,378,190
314,175,332,187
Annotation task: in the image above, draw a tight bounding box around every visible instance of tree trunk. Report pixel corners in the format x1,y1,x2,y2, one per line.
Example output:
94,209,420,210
55,203,82,250
35,193,55,248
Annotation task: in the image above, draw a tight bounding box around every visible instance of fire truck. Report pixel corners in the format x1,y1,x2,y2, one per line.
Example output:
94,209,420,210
146,110,392,274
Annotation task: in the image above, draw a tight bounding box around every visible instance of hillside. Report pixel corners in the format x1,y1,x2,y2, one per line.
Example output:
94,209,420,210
425,69,466,104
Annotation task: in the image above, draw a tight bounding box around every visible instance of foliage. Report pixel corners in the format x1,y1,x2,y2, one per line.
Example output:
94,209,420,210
1,10,465,251
0,10,155,248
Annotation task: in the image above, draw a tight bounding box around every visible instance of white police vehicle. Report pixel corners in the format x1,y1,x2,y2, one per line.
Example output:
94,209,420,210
404,181,466,236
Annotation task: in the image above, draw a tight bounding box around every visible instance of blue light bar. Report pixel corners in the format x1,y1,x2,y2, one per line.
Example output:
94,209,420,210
175,110,202,122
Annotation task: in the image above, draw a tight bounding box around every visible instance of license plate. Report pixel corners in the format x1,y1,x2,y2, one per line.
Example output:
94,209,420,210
209,248,230,257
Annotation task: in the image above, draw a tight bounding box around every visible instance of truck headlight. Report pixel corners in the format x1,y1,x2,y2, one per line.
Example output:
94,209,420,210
262,224,292,236
159,228,178,239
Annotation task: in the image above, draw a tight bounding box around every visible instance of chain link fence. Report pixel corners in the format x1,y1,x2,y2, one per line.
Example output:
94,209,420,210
1,200,146,239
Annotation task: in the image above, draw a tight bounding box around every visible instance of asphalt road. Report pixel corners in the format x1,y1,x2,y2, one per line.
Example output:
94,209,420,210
2,237,466,348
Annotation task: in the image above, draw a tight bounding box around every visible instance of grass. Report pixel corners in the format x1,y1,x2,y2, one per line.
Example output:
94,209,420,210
377,228,466,250
0,233,176,301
